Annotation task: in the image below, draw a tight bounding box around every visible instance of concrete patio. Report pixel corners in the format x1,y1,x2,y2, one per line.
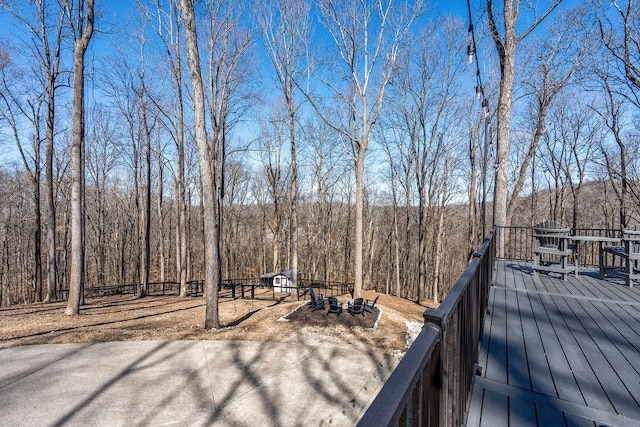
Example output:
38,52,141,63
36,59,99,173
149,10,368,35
0,340,398,426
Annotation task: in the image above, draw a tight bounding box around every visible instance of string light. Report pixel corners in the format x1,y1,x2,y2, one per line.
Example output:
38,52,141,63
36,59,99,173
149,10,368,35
467,41,475,64
466,0,489,118
468,0,492,238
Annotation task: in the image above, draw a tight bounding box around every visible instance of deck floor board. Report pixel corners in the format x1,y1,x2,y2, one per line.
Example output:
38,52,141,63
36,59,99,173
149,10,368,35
466,260,640,426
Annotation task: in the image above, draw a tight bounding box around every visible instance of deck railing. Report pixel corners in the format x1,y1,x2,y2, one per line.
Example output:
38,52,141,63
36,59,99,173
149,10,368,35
358,230,496,426
360,225,628,426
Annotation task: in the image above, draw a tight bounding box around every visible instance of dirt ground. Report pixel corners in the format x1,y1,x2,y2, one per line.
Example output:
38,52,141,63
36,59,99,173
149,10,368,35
0,290,436,355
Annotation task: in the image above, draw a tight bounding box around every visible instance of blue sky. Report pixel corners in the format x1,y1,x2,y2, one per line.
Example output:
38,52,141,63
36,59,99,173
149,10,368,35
2,0,585,36
0,0,566,167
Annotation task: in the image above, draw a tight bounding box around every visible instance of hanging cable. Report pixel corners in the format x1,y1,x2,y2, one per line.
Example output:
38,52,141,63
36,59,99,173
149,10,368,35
467,0,493,239
466,0,488,114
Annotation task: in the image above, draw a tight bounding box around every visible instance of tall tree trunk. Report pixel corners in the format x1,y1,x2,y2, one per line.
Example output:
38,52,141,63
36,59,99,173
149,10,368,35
43,3,64,304
390,169,401,296
354,149,365,298
180,0,219,328
433,159,449,303
133,145,141,286
170,6,188,297
289,104,298,291
45,74,57,303
34,155,42,303
492,17,515,258
65,0,94,316
157,150,165,283
138,93,152,298
487,0,563,256
178,115,188,296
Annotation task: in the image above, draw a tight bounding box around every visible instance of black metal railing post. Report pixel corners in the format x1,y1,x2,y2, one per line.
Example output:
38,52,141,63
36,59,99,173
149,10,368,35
357,325,441,426
358,229,496,426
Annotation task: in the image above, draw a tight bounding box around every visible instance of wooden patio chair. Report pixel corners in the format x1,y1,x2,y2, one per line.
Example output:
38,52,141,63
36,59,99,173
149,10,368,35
327,297,342,316
532,220,576,280
348,297,365,316
309,295,325,311
364,295,379,313
308,286,324,304
623,226,640,287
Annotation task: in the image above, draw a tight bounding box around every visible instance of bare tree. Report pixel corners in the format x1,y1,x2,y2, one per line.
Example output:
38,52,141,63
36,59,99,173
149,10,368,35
593,70,633,227
0,53,45,303
386,17,466,301
222,159,251,278
138,0,191,295
257,0,311,290
179,0,220,328
599,0,640,93
155,133,167,283
64,0,94,316
305,0,422,298
85,106,121,290
487,0,562,256
0,0,67,302
380,134,412,297
204,0,254,299
255,117,289,273
505,10,588,227
41,1,65,303
132,40,158,298
540,96,601,227
304,119,347,281
596,0,640,226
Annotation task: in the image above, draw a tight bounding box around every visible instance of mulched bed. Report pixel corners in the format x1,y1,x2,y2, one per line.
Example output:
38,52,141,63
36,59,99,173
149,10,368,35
284,302,380,329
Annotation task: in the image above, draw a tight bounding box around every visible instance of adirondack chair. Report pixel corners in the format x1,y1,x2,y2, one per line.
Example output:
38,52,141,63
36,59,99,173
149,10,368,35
309,295,325,311
348,298,365,316
308,286,323,304
532,220,575,280
364,295,379,313
602,224,640,287
623,226,640,287
327,297,342,316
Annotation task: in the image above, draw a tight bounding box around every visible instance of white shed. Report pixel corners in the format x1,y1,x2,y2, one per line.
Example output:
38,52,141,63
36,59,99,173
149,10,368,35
272,273,290,292
260,270,295,293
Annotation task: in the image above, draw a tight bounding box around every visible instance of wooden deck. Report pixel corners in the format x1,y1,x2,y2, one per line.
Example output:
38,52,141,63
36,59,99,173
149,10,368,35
466,260,640,427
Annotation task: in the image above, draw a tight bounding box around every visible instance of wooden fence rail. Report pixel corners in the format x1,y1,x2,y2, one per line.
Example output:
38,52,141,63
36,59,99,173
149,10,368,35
54,278,352,304
56,280,204,300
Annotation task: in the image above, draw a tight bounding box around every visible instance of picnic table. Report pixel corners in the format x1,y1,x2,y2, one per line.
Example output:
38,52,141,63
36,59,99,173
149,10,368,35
596,227,640,287
570,235,620,278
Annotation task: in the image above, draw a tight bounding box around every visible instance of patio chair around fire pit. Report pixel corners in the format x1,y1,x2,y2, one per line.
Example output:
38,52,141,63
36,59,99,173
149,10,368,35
364,296,379,313
348,297,365,316
309,295,325,311
308,286,324,303
327,297,342,316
